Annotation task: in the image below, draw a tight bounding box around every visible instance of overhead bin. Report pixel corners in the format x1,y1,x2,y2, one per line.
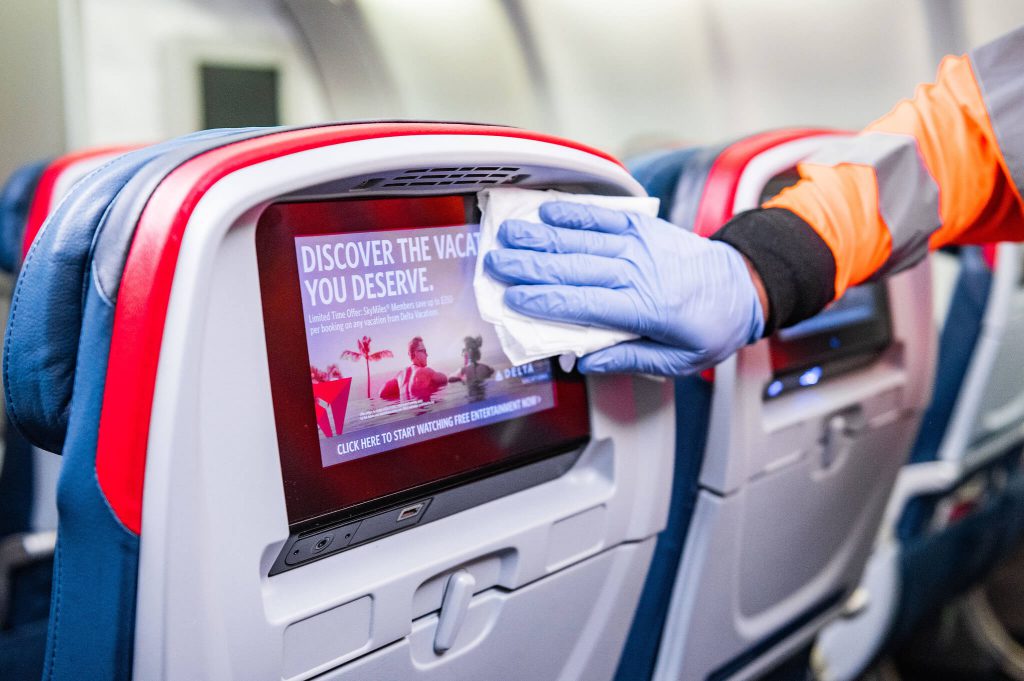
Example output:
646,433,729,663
4,122,675,681
623,129,935,681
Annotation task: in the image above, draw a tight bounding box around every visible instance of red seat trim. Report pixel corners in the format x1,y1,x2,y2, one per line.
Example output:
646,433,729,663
23,145,139,258
692,128,841,237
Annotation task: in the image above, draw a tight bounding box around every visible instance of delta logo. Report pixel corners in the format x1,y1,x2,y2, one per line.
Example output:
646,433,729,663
312,377,353,438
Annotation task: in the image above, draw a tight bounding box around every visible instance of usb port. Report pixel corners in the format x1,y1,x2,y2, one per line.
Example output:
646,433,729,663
397,502,425,522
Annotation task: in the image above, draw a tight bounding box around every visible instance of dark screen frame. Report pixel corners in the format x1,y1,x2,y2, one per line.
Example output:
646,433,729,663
255,195,591,530
768,284,893,377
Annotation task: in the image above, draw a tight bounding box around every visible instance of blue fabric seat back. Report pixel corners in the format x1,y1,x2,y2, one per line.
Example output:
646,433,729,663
0,159,48,539
627,147,700,221
0,159,52,680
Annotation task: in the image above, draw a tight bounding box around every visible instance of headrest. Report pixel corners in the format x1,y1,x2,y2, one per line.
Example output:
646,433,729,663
632,131,842,237
628,142,729,231
666,143,730,232
3,128,265,453
627,147,698,220
0,160,48,273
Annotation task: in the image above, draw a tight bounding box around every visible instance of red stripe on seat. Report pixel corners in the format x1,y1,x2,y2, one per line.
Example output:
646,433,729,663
693,129,840,237
23,146,139,258
982,243,999,270
93,123,622,534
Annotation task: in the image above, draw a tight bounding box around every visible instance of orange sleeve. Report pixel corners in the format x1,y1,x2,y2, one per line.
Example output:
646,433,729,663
764,41,1024,299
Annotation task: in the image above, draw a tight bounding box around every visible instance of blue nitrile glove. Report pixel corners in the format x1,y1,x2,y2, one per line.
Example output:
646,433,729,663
483,201,765,376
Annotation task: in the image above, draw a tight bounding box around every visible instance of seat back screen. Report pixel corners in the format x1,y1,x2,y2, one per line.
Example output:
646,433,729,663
257,195,589,527
295,224,557,468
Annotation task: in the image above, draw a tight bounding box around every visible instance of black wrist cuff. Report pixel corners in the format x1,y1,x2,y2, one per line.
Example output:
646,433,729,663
711,207,837,335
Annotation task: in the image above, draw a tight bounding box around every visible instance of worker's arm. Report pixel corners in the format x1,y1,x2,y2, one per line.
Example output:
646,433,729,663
485,27,1024,376
715,26,1024,333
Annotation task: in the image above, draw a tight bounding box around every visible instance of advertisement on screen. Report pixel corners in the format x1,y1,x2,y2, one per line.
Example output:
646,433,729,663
295,223,557,468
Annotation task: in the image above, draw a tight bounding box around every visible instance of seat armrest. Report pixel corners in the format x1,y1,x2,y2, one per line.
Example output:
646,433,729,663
878,461,961,544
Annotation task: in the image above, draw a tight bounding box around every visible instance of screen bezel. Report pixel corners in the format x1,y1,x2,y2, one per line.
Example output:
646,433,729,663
769,283,893,377
255,194,591,530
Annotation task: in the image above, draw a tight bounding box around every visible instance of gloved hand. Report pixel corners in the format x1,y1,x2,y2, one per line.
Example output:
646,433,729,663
483,201,765,376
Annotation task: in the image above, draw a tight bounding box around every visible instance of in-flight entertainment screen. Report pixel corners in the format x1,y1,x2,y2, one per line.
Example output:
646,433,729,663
256,195,590,527
295,224,557,468
769,282,892,380
777,285,880,342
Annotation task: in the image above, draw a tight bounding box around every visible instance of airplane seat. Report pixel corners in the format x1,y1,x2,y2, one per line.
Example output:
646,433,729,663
621,129,935,681
0,145,148,681
616,142,741,681
890,448,1024,646
0,159,48,540
817,241,1024,680
5,122,676,680
616,146,709,681
0,160,47,275
887,242,1024,645
0,158,50,680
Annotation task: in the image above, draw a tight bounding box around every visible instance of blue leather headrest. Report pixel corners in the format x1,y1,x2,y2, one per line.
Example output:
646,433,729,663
0,160,48,274
627,143,730,231
627,148,700,220
3,128,262,453
667,143,731,231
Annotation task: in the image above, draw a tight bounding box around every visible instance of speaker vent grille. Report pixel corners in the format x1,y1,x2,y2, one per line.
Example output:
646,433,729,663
353,166,524,190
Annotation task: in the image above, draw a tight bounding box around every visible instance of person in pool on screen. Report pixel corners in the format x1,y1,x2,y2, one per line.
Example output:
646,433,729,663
449,335,495,402
379,336,449,402
483,27,1024,376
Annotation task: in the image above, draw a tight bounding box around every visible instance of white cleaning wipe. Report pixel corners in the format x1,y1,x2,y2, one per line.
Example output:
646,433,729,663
475,188,660,366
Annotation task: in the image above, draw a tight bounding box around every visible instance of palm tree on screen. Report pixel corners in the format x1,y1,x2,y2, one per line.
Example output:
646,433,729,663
342,336,393,398
310,363,342,384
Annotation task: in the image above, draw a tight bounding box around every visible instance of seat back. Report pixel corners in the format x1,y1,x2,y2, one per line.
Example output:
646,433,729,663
6,123,678,680
0,159,50,680
0,146,143,680
624,130,935,681
818,242,1024,680
933,243,1024,463
9,145,137,528
0,159,48,538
